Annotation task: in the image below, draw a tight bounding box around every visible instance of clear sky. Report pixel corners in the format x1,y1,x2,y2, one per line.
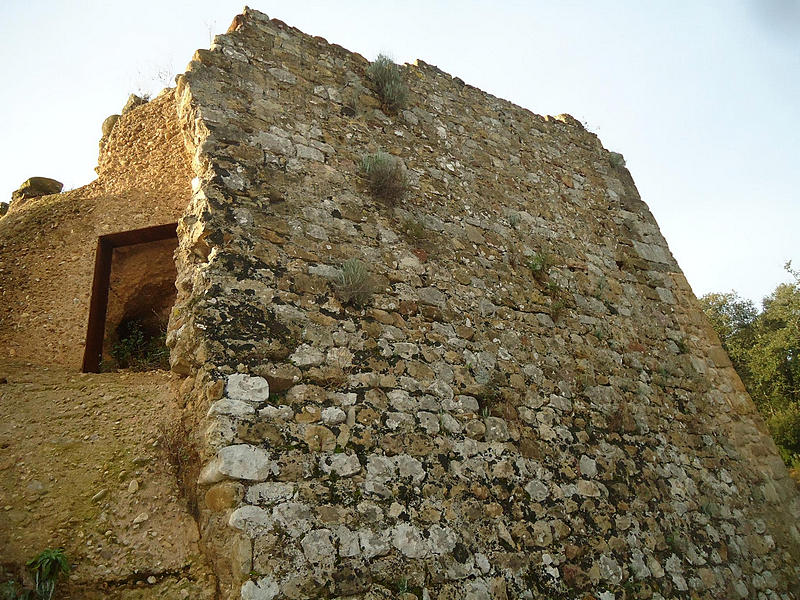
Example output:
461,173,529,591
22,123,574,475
1,0,797,305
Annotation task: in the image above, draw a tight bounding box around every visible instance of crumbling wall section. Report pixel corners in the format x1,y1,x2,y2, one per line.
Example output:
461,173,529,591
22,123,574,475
169,9,800,599
0,89,193,369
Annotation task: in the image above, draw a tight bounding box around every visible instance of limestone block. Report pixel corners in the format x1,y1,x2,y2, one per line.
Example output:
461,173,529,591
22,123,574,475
245,482,294,505
225,373,270,404
335,526,361,558
199,444,277,483
525,480,549,502
208,398,256,418
392,523,429,558
229,505,273,536
320,453,361,477
301,529,335,563
320,406,346,425
358,529,390,559
290,344,325,367
580,455,598,478
241,577,280,600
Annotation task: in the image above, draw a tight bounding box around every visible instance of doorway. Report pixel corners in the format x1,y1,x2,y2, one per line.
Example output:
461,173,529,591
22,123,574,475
82,223,178,373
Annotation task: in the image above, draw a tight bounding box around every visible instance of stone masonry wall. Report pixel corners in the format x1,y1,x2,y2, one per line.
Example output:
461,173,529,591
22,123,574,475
168,9,800,599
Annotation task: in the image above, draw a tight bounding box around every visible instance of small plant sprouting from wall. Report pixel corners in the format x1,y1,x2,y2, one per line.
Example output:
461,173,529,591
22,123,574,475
526,252,553,281
334,258,374,307
550,298,567,322
400,217,428,247
28,549,69,600
367,54,408,113
361,152,408,205
342,83,365,118
544,279,571,322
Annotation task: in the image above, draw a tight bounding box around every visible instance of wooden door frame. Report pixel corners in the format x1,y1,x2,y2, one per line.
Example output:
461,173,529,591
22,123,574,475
81,223,178,372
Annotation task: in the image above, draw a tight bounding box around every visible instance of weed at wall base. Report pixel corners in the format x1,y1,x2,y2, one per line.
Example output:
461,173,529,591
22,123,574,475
3,548,70,600
158,421,201,518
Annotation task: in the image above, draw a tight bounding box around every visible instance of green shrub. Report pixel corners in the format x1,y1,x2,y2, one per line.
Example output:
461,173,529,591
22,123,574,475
334,259,373,306
111,319,169,371
367,54,408,113
361,152,408,204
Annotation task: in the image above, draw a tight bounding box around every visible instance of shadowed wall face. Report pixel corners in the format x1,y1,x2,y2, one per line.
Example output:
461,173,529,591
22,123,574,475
165,8,800,600
103,238,178,369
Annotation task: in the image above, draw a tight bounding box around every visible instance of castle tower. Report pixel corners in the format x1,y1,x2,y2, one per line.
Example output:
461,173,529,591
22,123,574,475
166,9,800,599
1,7,797,599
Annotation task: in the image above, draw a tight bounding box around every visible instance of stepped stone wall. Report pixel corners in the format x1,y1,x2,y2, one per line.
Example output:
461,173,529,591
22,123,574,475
161,8,800,600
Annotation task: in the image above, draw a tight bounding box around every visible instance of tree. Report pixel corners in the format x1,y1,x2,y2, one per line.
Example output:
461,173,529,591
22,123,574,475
700,262,800,466
749,277,800,415
699,291,757,384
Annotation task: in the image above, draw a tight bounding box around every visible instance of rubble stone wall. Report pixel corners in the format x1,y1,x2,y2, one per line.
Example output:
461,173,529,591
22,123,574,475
168,9,800,599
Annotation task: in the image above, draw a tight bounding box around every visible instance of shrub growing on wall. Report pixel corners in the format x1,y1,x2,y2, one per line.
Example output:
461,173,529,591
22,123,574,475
367,54,408,113
361,151,408,205
334,258,373,306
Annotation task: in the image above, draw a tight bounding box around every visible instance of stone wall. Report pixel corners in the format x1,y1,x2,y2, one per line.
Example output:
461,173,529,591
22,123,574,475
167,9,800,599
0,90,193,369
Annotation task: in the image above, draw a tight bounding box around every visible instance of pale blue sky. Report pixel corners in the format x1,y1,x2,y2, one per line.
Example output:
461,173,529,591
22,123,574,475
1,1,798,305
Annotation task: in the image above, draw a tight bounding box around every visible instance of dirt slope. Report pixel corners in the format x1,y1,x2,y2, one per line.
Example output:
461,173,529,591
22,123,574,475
0,360,216,599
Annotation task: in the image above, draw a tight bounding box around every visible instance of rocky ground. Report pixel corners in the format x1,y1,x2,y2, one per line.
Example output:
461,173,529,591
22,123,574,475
0,360,216,599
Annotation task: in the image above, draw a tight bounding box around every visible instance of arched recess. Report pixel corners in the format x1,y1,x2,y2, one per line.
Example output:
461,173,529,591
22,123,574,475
82,223,178,372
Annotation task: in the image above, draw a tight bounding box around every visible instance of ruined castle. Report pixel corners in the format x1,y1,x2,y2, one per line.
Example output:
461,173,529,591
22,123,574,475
1,7,798,599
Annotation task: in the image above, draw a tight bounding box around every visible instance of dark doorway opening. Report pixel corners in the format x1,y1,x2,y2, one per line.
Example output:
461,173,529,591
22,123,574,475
82,223,178,373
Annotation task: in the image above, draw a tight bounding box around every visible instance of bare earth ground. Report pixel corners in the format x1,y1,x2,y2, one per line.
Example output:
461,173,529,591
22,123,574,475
0,360,216,599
